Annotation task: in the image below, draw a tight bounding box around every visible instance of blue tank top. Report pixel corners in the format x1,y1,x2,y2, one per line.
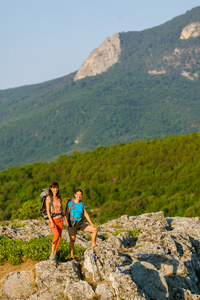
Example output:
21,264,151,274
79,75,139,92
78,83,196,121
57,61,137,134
67,200,85,221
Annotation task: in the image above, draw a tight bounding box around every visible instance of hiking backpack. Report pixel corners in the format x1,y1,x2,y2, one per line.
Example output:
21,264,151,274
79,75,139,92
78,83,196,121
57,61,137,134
40,188,63,220
65,198,84,222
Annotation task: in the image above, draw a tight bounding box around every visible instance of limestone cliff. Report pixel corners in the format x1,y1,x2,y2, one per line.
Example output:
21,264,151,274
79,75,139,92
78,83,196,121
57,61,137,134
74,33,121,81
180,22,200,39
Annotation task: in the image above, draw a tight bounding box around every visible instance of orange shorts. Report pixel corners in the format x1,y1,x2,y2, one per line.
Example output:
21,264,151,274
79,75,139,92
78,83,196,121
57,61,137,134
49,217,63,251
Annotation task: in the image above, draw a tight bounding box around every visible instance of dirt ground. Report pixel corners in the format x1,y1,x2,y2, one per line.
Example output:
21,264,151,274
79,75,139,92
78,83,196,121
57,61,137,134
0,258,38,281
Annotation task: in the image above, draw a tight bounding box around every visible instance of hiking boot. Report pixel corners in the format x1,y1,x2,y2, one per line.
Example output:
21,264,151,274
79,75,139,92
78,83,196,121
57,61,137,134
49,254,55,261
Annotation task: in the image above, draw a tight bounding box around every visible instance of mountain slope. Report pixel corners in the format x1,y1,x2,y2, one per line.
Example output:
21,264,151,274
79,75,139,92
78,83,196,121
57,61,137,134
0,6,200,170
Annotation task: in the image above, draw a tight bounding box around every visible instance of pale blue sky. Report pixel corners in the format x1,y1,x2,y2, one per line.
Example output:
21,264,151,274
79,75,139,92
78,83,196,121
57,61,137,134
0,0,199,90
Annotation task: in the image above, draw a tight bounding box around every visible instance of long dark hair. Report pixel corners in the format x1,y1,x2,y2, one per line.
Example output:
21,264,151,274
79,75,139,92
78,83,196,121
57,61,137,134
49,181,61,198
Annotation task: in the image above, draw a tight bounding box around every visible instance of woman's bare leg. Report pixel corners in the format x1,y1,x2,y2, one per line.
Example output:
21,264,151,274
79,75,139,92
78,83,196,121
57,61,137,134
69,235,76,258
51,243,56,255
84,225,98,246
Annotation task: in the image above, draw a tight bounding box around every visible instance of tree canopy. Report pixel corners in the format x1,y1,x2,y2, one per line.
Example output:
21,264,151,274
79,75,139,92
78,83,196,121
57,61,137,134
0,132,200,224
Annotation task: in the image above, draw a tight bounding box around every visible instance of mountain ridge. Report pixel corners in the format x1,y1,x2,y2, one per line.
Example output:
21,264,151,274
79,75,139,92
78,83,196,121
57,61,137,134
0,6,200,170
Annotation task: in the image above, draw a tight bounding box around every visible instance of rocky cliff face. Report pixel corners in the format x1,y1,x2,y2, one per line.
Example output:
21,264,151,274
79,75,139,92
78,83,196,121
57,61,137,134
180,22,200,39
148,21,200,80
74,33,121,81
74,22,200,83
1,211,200,299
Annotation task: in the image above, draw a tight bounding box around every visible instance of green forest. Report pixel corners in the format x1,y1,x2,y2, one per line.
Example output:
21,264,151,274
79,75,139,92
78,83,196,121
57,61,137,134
0,132,200,224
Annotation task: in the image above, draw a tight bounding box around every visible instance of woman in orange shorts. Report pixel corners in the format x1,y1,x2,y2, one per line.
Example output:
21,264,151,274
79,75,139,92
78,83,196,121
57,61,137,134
46,181,68,261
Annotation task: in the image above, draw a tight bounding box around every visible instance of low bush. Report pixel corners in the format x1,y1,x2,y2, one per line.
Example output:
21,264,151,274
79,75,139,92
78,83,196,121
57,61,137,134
112,228,140,237
112,230,124,236
0,235,85,265
127,229,140,236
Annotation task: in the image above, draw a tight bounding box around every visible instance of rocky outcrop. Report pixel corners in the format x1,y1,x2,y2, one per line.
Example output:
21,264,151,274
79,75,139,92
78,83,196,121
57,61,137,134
148,22,200,79
1,211,200,299
180,22,200,39
0,220,52,241
148,69,166,75
74,33,121,81
148,46,200,80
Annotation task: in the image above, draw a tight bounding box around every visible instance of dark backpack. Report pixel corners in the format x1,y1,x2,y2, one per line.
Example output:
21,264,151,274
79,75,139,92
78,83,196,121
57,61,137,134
66,198,84,222
40,188,63,220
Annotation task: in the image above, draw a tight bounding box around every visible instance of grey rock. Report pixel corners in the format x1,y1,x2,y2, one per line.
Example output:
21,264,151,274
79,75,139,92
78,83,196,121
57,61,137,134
0,220,51,241
27,291,58,300
135,253,187,277
83,247,119,283
106,231,135,249
95,283,114,300
1,212,200,299
109,268,145,300
64,280,95,300
2,271,36,299
35,259,81,291
130,261,169,299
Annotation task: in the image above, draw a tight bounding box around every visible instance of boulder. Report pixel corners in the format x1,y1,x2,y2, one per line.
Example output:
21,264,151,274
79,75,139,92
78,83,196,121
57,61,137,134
2,270,36,299
95,283,114,300
64,280,95,300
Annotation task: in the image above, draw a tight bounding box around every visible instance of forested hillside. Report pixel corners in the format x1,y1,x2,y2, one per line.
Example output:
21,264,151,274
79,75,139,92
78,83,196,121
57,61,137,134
0,132,200,223
0,7,200,170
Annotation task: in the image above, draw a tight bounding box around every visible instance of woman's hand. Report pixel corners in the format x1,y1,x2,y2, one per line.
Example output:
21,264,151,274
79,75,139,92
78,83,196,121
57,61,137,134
91,223,97,229
50,221,55,228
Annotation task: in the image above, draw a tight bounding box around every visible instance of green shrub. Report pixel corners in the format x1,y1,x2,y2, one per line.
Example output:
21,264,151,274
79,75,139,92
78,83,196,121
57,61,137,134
0,236,23,265
12,201,40,220
101,233,109,240
127,229,140,236
109,224,122,229
7,240,23,265
0,234,85,265
86,235,92,241
112,229,140,237
22,236,51,261
11,221,26,229
113,230,124,236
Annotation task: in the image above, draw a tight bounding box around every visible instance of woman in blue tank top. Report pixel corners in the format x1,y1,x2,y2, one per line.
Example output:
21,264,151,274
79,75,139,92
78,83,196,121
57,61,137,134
65,189,98,263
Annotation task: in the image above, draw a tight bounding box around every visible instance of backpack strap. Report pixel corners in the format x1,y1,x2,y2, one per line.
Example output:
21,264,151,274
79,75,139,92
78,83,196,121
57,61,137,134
71,199,84,209
50,196,64,218
71,198,75,209
60,198,64,216
49,196,53,217
70,199,84,222
70,198,76,221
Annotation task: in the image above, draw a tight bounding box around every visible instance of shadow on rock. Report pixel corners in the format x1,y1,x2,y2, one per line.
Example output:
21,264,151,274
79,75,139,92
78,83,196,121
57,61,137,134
165,274,200,299
130,261,169,300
